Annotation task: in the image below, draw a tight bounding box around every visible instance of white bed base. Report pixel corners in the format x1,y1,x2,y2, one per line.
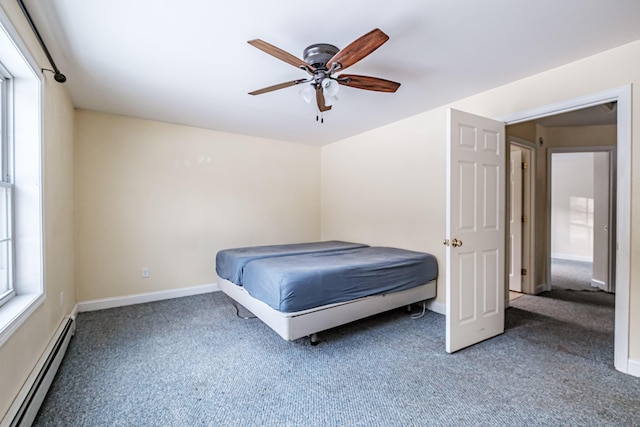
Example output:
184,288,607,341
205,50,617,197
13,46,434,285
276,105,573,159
217,276,437,342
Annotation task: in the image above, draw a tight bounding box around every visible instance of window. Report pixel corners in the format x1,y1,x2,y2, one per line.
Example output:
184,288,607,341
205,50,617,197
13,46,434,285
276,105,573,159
0,66,14,308
0,6,44,346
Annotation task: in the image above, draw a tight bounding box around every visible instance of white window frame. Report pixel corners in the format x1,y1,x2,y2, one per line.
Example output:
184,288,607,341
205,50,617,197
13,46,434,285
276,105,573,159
0,6,45,347
0,65,15,308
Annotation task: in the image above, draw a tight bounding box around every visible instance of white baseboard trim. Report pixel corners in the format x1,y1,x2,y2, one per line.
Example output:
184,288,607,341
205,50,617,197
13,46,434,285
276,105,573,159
627,358,640,378
426,299,445,315
77,283,219,313
591,279,607,291
535,282,550,294
70,303,79,321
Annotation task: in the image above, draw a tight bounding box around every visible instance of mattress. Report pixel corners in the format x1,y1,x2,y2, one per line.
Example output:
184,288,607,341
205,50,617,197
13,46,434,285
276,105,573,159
242,246,438,313
215,240,368,285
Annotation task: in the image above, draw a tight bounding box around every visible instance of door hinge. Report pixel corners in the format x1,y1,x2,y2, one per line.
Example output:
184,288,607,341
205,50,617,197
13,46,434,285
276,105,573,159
522,215,528,223
521,268,528,276
522,162,528,170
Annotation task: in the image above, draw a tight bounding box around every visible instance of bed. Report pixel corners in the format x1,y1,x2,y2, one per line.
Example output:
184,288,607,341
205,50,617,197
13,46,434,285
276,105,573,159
216,242,437,343
215,240,368,285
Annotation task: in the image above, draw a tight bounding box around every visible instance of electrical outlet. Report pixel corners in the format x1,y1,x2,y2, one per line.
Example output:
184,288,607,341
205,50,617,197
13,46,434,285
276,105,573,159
59,291,64,307
142,268,150,278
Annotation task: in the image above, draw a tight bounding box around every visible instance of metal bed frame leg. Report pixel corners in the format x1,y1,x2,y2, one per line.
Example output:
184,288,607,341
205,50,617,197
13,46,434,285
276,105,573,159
310,333,319,346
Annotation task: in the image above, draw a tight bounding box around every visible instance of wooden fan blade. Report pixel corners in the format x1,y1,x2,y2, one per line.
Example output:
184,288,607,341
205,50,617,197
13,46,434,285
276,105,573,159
248,39,315,72
249,79,307,95
316,86,332,112
337,74,401,92
326,29,389,72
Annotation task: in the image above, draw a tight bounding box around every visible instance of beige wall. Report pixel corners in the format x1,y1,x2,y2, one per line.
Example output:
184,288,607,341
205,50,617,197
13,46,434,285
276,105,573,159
75,111,321,301
321,39,640,360
0,0,76,418
321,111,446,252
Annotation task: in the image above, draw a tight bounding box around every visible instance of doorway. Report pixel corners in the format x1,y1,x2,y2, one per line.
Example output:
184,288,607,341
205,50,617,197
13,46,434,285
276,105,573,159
501,85,630,373
548,149,615,294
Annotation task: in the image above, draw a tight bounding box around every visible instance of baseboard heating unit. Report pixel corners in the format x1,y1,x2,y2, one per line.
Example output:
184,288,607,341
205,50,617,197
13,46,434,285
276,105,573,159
1,316,75,427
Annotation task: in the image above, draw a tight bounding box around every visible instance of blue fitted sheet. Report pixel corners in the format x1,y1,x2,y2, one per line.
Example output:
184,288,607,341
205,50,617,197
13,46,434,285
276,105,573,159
215,241,368,285
242,246,438,313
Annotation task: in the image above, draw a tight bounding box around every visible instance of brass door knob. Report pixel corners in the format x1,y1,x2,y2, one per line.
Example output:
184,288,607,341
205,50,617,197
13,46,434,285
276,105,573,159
451,238,463,248
443,239,450,247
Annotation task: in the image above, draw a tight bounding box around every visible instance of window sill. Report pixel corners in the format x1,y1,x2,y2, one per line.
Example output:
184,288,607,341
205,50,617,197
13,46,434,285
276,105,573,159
0,292,44,348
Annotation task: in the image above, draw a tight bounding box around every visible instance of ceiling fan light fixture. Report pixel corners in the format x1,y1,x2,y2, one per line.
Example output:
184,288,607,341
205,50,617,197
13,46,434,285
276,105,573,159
321,78,339,97
299,84,315,103
324,94,339,107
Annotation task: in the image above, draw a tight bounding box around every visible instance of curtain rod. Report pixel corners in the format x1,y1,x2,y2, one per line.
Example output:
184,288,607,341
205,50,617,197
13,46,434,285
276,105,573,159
16,0,66,83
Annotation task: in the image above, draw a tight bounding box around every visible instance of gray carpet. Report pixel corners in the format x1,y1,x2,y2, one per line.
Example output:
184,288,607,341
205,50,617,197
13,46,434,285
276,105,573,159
551,258,597,291
34,291,639,426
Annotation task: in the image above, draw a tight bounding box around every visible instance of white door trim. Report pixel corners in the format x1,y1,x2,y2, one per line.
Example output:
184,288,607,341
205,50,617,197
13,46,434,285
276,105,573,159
499,84,631,375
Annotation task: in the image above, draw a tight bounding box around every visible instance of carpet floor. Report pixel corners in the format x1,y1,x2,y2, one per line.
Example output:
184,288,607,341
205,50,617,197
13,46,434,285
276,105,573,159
550,258,598,292
34,291,639,426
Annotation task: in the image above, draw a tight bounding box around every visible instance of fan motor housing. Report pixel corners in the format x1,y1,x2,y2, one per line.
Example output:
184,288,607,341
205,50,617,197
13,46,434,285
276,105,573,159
303,43,339,69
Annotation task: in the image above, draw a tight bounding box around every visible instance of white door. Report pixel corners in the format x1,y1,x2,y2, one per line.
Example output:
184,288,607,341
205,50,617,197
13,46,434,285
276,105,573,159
509,149,523,292
446,108,506,353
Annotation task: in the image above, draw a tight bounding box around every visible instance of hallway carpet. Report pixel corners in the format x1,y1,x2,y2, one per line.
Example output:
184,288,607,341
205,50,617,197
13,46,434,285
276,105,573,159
550,258,598,291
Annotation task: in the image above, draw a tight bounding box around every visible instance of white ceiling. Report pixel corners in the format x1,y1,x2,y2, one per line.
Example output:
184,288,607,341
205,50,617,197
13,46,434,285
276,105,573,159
536,103,618,127
24,0,640,145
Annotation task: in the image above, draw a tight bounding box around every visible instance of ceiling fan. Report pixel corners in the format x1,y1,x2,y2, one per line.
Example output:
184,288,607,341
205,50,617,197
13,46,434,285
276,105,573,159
247,29,401,113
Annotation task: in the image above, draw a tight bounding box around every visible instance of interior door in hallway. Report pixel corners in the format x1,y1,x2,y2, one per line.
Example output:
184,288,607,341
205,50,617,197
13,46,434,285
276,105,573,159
509,148,523,292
